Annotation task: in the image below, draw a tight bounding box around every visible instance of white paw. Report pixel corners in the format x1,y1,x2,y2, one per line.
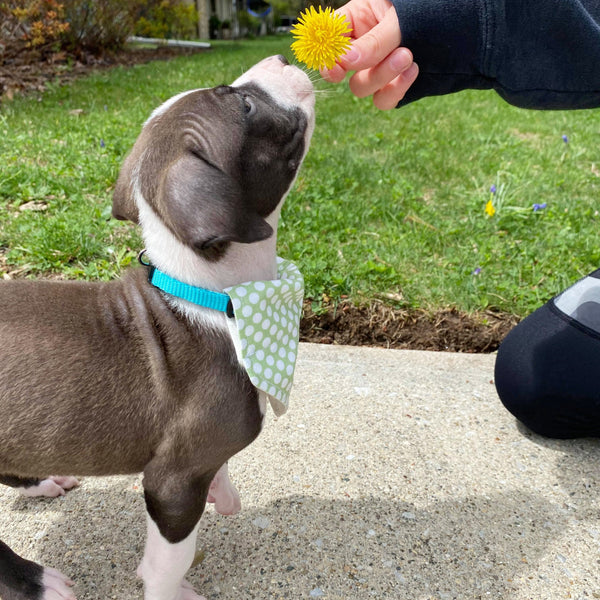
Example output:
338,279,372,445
48,476,79,491
20,476,79,498
207,488,241,515
179,579,207,600
207,467,241,516
139,577,206,600
42,567,76,600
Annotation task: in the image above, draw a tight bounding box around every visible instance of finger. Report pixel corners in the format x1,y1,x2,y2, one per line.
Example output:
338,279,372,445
337,6,401,72
321,1,396,82
348,47,413,98
335,0,392,38
321,63,348,83
373,62,419,110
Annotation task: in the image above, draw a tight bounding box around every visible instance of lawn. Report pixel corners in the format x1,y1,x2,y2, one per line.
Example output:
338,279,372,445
1,37,599,317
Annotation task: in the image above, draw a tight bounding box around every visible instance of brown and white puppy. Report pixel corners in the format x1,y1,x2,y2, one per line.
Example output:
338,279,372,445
0,55,314,600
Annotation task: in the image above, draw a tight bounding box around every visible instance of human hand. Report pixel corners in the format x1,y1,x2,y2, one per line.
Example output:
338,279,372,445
321,0,418,110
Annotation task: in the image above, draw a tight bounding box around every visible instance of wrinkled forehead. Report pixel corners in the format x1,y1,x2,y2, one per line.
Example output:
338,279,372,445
146,88,205,124
229,81,292,112
146,81,279,126
232,69,305,112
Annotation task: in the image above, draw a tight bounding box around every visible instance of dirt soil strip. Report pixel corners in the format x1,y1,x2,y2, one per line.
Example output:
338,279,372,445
0,46,208,100
300,301,520,353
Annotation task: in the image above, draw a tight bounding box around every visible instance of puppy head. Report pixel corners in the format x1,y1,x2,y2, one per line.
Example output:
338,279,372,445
113,55,315,260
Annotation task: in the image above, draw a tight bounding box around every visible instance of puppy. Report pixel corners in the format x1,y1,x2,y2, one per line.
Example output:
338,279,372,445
0,55,315,600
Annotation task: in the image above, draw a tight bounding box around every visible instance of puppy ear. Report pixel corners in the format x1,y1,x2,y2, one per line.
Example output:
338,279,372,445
112,152,141,223
159,154,273,251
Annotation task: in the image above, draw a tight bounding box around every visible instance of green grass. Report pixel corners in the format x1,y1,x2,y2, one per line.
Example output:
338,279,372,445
1,37,599,316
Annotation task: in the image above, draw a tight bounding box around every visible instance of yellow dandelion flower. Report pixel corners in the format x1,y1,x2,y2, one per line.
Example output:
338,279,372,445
485,199,496,217
291,6,353,70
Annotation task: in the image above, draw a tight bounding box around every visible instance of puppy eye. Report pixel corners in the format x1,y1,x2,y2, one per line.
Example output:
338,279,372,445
243,96,255,115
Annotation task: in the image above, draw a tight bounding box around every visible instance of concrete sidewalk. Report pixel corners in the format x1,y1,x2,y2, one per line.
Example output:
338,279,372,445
1,343,599,599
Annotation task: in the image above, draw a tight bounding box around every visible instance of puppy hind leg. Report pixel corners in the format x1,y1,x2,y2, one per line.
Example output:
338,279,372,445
0,540,75,600
20,476,79,499
207,463,241,516
0,475,79,498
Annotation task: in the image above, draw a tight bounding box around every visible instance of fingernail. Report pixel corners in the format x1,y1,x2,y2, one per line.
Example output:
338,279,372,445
390,49,411,71
343,47,359,64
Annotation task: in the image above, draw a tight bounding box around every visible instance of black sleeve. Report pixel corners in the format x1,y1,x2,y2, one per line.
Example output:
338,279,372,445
392,0,600,109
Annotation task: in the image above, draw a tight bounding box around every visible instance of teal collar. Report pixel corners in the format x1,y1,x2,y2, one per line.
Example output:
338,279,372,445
139,251,234,317
139,251,304,416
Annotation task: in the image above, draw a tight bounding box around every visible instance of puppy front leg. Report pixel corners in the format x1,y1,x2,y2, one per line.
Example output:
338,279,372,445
139,466,214,600
137,516,203,600
0,540,75,600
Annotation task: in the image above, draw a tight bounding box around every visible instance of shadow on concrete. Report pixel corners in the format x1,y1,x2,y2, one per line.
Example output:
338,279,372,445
2,476,571,600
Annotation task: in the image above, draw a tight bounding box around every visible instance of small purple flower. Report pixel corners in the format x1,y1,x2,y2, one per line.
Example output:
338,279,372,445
533,202,547,212
472,267,482,275
100,139,105,148
562,134,569,143
490,185,497,194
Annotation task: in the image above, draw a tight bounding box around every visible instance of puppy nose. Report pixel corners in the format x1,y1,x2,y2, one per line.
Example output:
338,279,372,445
275,55,289,65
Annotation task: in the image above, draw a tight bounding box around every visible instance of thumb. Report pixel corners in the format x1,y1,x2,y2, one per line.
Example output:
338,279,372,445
338,6,401,72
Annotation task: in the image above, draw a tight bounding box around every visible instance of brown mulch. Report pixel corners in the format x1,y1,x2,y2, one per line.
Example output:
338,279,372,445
1,45,520,353
0,45,209,101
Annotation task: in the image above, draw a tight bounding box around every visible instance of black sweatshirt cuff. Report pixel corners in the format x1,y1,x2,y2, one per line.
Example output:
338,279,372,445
392,0,496,106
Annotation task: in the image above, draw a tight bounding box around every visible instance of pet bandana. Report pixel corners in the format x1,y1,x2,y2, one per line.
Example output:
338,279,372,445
143,252,304,416
224,257,304,416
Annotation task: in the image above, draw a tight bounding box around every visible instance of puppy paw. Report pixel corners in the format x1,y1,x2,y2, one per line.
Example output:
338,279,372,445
207,467,241,516
207,487,241,515
48,476,79,491
179,579,207,600
20,476,79,498
138,577,206,600
41,567,76,599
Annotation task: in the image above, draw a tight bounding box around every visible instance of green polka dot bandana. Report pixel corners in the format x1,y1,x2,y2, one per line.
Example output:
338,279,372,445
224,257,304,416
